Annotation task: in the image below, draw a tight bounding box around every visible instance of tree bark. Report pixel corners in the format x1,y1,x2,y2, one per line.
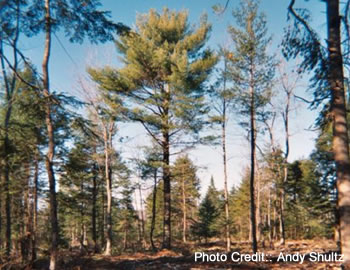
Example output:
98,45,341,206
31,153,39,262
181,166,187,243
327,0,350,266
42,1,59,268
222,102,231,251
103,124,113,255
150,170,157,250
92,164,98,253
162,132,171,249
256,164,261,242
279,82,291,246
100,182,105,249
268,189,272,246
162,84,171,249
249,73,258,253
138,182,146,247
135,192,142,243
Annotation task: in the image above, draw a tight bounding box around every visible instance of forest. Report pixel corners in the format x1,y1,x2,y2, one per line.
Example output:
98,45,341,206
0,0,349,269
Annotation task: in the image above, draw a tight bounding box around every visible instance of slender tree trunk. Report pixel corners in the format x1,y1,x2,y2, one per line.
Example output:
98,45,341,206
92,164,97,253
4,124,11,258
181,167,187,243
162,84,171,249
268,189,272,246
31,154,39,262
222,106,231,251
150,170,157,250
100,182,105,248
162,133,171,249
249,74,258,253
134,192,142,243
22,164,31,263
138,182,146,247
326,0,350,266
280,91,291,246
279,195,285,243
103,124,113,255
42,1,59,268
256,166,261,243
273,197,277,240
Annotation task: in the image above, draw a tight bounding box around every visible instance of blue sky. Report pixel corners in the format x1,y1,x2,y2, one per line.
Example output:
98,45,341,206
17,0,329,196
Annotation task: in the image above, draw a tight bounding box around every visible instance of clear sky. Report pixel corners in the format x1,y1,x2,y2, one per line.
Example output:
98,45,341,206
18,0,329,197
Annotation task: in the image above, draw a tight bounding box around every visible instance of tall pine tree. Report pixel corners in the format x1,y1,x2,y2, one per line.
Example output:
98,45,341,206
89,8,217,249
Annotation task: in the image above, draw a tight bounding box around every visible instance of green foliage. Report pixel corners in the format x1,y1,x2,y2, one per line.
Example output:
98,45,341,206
192,192,219,242
145,181,164,242
284,160,333,238
171,155,200,240
229,170,251,240
282,2,328,111
228,0,275,125
89,8,217,147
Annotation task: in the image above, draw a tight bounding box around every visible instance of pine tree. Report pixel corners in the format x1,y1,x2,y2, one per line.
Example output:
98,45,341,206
228,0,275,252
193,192,218,243
230,169,251,240
89,8,217,249
172,155,200,243
116,170,137,252
209,48,235,251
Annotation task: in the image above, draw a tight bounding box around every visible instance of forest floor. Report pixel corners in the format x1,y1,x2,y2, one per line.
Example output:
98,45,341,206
2,239,343,269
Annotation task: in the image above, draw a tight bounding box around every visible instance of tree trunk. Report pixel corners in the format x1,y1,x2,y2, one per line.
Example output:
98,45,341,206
31,153,39,262
222,105,231,251
256,166,261,243
92,164,97,253
249,75,258,253
280,86,291,246
162,132,171,249
268,189,272,247
42,1,59,268
279,169,286,245
162,84,171,249
279,194,285,243
327,0,350,266
100,181,105,248
22,164,31,263
4,119,11,258
103,124,113,255
135,192,142,243
138,182,146,247
182,167,187,243
150,170,157,250
273,197,277,240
